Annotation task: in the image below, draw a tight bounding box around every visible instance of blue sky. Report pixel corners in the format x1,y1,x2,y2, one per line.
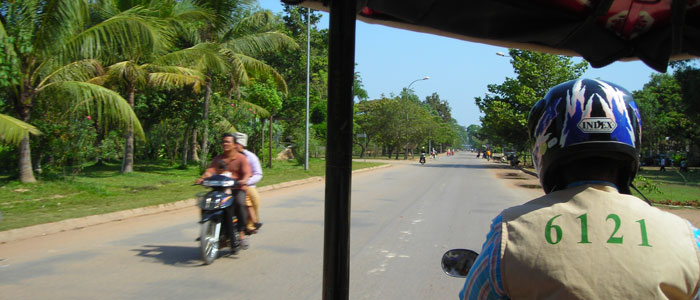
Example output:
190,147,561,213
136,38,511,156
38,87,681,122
259,1,661,127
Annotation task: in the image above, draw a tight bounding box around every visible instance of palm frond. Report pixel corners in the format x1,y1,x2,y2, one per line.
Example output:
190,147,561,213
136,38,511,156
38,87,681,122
155,43,228,75
105,60,149,87
88,74,108,86
0,20,19,69
90,0,121,20
65,6,173,63
224,31,298,57
215,118,236,133
235,53,288,94
220,10,276,43
148,72,203,92
219,48,250,87
34,0,90,56
236,99,270,118
143,64,203,77
0,114,41,145
170,0,214,24
39,59,105,87
38,81,145,140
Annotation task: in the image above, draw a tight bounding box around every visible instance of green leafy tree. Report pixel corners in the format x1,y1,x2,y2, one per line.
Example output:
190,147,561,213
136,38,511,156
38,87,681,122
466,124,484,149
0,1,156,182
264,6,328,148
672,62,700,160
244,77,281,166
424,93,451,122
475,49,587,153
634,72,698,157
162,6,295,168
96,61,203,172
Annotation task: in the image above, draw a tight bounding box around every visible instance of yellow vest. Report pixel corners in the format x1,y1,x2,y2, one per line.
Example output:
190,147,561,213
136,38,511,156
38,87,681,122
500,184,700,299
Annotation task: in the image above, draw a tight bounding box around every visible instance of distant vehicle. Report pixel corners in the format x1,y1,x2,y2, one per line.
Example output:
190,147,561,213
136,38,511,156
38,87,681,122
505,152,520,166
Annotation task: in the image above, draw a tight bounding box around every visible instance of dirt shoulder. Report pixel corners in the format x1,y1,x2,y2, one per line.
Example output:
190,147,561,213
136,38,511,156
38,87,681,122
488,161,700,228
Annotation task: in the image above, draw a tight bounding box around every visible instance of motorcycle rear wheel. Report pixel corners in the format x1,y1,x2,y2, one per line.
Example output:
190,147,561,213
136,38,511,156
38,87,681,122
200,220,219,265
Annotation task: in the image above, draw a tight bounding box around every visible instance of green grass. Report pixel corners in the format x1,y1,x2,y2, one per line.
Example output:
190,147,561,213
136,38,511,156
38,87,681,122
0,159,384,231
634,167,700,206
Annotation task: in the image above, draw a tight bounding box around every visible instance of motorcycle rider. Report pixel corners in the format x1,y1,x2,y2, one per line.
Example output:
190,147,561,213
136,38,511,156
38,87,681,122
233,132,263,234
460,79,700,299
420,147,427,164
196,133,252,249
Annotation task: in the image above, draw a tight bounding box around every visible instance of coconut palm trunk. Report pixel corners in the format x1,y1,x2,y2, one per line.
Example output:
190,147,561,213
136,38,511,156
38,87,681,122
181,126,190,167
200,79,212,168
121,86,136,173
17,94,37,183
190,130,199,162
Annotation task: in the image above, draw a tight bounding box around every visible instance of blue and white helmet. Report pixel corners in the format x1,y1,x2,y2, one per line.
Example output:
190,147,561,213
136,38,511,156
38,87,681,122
527,79,642,194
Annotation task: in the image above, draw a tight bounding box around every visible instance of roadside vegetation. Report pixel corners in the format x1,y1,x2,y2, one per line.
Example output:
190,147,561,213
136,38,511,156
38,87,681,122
634,167,700,207
501,161,699,207
0,2,460,231
0,159,383,231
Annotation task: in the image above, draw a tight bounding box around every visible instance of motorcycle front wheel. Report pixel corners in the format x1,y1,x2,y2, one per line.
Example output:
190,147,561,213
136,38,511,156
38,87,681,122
200,220,219,265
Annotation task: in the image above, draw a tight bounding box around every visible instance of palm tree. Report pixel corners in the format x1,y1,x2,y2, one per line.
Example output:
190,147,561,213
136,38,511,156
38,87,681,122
174,8,296,167
155,42,230,167
0,1,162,182
218,10,295,98
95,61,203,173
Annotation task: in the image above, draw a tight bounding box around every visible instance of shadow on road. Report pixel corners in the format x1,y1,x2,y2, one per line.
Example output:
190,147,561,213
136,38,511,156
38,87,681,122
132,245,215,267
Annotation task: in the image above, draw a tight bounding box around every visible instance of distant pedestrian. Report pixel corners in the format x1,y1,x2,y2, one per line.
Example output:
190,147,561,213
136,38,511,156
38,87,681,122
660,157,666,172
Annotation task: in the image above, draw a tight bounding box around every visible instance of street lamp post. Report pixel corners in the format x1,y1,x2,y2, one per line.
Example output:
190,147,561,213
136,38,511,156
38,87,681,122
404,76,429,159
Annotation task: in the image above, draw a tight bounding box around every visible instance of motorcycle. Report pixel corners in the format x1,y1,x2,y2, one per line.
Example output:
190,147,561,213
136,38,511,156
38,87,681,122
196,174,241,265
420,153,426,165
441,249,479,278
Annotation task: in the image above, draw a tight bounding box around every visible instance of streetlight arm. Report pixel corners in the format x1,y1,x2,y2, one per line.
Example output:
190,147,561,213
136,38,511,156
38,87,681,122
407,76,430,90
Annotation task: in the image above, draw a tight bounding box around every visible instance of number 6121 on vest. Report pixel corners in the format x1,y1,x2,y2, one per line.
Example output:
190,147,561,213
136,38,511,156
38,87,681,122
544,213,651,247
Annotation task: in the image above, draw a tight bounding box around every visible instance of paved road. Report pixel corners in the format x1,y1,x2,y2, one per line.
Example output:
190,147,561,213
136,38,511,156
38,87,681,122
0,152,542,299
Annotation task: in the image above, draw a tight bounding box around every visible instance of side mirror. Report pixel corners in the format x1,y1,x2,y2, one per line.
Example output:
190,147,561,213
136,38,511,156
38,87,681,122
441,249,479,278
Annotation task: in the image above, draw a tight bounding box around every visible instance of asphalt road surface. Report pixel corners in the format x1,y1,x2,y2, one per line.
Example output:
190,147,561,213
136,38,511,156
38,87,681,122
0,152,543,299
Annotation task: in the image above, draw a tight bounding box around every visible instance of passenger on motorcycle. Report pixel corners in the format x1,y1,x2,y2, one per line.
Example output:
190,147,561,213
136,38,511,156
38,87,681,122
196,133,252,249
233,132,264,234
460,79,700,299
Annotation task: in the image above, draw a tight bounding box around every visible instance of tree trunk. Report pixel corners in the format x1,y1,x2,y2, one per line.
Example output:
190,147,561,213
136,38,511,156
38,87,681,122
366,137,371,157
268,116,273,168
261,118,265,165
227,74,241,100
17,96,36,182
121,86,136,173
190,130,199,162
18,136,36,183
93,116,106,165
200,80,212,169
182,126,190,167
252,117,258,154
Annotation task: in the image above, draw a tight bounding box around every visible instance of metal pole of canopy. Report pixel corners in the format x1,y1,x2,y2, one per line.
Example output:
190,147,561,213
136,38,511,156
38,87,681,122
323,1,356,299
